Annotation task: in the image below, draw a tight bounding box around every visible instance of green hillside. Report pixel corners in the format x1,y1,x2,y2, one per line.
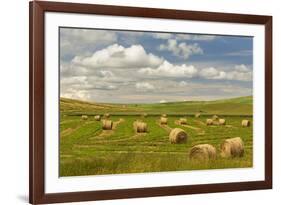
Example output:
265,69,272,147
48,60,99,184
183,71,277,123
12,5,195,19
60,96,253,116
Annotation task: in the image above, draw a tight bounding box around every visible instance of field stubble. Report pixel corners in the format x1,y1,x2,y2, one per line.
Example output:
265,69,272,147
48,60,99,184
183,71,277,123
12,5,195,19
60,114,253,176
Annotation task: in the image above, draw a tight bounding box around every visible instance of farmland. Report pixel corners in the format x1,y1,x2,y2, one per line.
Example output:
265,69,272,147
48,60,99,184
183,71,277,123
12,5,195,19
60,96,253,177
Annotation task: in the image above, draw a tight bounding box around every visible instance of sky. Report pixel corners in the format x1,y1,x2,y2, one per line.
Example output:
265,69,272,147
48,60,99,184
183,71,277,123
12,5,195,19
60,27,253,104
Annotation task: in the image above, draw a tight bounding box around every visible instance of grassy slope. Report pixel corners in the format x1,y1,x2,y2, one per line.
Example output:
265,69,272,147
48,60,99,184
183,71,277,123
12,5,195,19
60,115,253,176
60,96,253,115
59,96,253,176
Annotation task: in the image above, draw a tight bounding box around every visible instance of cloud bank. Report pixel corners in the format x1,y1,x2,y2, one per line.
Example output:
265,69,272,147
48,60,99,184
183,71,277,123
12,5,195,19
60,28,253,103
72,44,163,69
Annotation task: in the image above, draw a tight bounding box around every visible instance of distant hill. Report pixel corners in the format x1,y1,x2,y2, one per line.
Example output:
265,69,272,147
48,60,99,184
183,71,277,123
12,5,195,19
60,96,253,116
60,97,142,114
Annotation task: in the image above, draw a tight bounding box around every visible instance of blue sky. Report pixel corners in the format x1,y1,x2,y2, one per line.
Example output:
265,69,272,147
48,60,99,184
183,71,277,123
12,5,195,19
60,27,253,103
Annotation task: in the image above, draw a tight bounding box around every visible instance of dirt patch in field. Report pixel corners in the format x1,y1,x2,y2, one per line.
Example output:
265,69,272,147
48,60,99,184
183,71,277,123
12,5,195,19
194,120,206,126
97,150,186,155
98,130,114,137
72,148,186,155
174,120,201,130
156,120,172,133
113,118,124,129
60,119,78,125
174,120,206,136
60,121,97,137
90,134,148,144
61,128,75,137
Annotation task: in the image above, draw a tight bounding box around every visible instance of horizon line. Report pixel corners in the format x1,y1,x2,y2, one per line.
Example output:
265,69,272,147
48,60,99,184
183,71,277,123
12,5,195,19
60,95,252,105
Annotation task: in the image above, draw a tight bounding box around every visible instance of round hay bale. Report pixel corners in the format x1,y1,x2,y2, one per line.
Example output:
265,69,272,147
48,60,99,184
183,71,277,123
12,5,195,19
206,119,213,125
221,137,244,158
136,122,148,133
219,119,226,125
162,114,167,117
189,144,216,160
104,113,110,118
81,115,88,120
195,113,201,118
169,128,188,144
241,120,250,127
212,115,219,120
102,120,113,130
179,118,187,125
94,115,101,121
160,117,168,125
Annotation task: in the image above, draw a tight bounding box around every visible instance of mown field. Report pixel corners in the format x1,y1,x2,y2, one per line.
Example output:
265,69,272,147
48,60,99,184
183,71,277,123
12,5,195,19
60,96,253,177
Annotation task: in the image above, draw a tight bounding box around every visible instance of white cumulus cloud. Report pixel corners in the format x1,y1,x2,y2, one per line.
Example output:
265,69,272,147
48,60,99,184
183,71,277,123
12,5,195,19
150,33,216,41
234,64,251,72
61,88,91,100
139,61,198,78
139,62,252,82
199,65,252,81
60,28,118,57
179,81,188,86
72,44,164,69
175,34,217,41
225,71,252,81
159,39,203,59
61,28,117,45
135,82,155,91
151,33,173,39
199,67,226,80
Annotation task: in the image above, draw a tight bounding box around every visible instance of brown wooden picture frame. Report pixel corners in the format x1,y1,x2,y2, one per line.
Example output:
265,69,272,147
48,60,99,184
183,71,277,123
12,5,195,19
29,1,272,204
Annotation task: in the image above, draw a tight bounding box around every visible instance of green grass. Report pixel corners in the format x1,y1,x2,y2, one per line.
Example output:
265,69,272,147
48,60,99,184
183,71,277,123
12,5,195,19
60,96,253,116
59,96,253,176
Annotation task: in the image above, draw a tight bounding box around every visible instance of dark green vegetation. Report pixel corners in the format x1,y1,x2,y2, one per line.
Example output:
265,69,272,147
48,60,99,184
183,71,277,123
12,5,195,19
60,96,253,177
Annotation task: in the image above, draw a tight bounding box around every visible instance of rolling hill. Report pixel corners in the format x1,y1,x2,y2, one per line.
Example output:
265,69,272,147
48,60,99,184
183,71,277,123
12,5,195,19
60,96,253,116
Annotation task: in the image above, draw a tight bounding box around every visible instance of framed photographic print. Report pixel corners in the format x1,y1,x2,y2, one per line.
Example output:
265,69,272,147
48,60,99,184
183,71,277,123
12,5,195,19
29,1,272,204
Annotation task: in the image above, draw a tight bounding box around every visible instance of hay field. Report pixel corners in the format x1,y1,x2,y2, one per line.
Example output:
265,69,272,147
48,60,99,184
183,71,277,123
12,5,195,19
60,96,253,176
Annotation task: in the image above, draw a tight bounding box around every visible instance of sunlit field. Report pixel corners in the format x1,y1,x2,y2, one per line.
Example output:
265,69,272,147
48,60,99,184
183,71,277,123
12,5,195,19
59,96,253,176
